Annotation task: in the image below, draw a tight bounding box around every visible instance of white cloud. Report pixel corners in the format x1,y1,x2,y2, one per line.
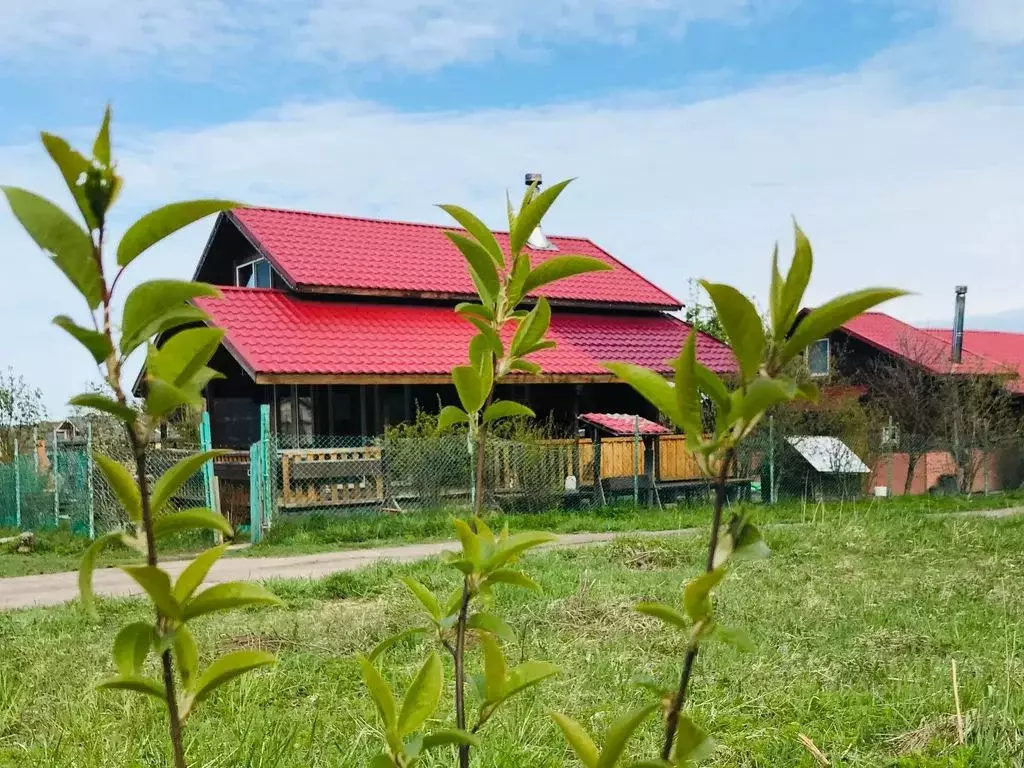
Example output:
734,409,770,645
945,0,1024,45
0,0,763,71
3,65,1024,413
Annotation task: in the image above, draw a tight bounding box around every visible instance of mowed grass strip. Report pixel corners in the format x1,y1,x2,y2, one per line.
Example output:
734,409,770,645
0,513,1022,766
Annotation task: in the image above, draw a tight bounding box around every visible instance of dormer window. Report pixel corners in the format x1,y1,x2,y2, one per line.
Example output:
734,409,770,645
236,257,274,288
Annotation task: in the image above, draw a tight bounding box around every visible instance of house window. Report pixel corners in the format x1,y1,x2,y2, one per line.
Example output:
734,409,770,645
807,338,830,377
235,257,274,288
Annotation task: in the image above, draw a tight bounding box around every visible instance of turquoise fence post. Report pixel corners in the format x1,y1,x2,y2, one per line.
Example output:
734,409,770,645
249,442,261,543
14,439,21,529
52,427,59,527
199,412,216,511
87,423,95,539
259,404,271,534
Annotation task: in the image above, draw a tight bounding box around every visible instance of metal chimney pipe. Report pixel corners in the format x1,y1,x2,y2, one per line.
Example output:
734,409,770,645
525,172,543,188
951,285,967,364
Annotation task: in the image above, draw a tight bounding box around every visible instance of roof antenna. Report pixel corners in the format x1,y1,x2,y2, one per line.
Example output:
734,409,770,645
524,173,558,251
951,285,967,364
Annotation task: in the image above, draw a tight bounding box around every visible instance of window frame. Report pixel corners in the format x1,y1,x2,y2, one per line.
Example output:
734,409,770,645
807,337,830,378
235,256,273,288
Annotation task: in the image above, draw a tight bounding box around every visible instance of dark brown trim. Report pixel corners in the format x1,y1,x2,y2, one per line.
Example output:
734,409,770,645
294,281,680,312
253,372,623,386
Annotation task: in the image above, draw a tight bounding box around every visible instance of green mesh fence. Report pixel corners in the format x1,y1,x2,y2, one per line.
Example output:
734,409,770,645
0,433,212,539
249,425,1024,540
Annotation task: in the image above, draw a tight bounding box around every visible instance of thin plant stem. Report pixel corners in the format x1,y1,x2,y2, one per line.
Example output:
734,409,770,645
661,449,734,761
454,578,472,768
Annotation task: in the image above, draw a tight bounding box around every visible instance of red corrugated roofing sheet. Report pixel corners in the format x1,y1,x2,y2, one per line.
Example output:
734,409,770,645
839,312,1006,376
230,208,680,309
579,413,672,436
196,288,735,378
925,329,1024,393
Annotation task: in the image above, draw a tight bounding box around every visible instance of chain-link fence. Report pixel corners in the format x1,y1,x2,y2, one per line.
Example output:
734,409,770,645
247,422,1024,540
0,428,212,539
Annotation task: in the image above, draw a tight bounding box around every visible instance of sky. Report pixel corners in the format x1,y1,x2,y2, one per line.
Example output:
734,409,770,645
1,0,1023,414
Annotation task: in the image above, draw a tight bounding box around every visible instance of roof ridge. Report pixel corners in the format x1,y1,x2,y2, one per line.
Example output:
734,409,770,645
239,204,599,244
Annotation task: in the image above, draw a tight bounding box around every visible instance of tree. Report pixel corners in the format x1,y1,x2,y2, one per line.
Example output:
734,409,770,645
0,367,45,461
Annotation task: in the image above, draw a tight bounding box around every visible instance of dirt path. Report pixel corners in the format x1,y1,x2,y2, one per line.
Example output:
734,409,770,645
2,506,1021,612
0,529,694,611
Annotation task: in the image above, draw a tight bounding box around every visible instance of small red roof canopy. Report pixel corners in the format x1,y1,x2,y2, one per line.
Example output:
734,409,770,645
228,208,681,310
579,413,672,436
196,288,735,382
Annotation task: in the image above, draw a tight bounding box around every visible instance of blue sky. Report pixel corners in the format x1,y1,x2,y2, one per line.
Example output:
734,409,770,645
2,0,1024,413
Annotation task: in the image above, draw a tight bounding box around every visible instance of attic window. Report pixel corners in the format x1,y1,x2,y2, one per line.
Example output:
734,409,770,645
236,257,274,288
807,338,830,377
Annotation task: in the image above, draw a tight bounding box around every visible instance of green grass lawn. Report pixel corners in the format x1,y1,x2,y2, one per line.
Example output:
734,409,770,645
1,512,1021,766
1,489,1022,578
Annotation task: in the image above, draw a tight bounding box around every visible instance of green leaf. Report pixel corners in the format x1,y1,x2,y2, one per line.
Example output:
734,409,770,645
401,577,442,621
774,223,813,342
683,568,727,622
521,255,611,296
444,231,499,305
673,715,716,764
506,252,532,307
466,317,504,359
714,625,754,652
93,105,112,166
509,359,542,375
188,650,275,705
452,365,485,414
510,297,551,357
118,200,241,267
69,392,136,423
693,362,730,432
120,280,219,355
112,622,154,676
153,508,233,540
510,178,572,254
604,363,681,425
482,400,535,424
148,327,224,388
53,316,111,363
174,625,200,687
79,532,124,619
39,133,99,231
398,652,442,736
370,754,396,768
438,204,505,267
484,569,541,591
736,378,796,423
94,454,141,522
673,331,703,440
422,729,481,751
437,405,469,433
1,187,102,309
769,243,784,339
479,633,508,701
699,281,764,382
550,712,600,768
455,302,494,322
369,627,426,663
183,581,282,620
121,565,183,620
359,656,398,730
173,544,228,603
732,521,770,562
597,704,659,768
452,518,482,568
636,602,689,631
781,287,908,365
467,612,516,643
501,660,559,702
145,378,200,420
797,380,819,403
151,450,228,515
96,674,166,701
484,530,557,571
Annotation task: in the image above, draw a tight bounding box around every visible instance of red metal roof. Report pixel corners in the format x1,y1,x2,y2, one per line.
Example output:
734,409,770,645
925,329,1024,393
839,312,1006,376
579,413,672,436
230,208,680,309
196,288,734,380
